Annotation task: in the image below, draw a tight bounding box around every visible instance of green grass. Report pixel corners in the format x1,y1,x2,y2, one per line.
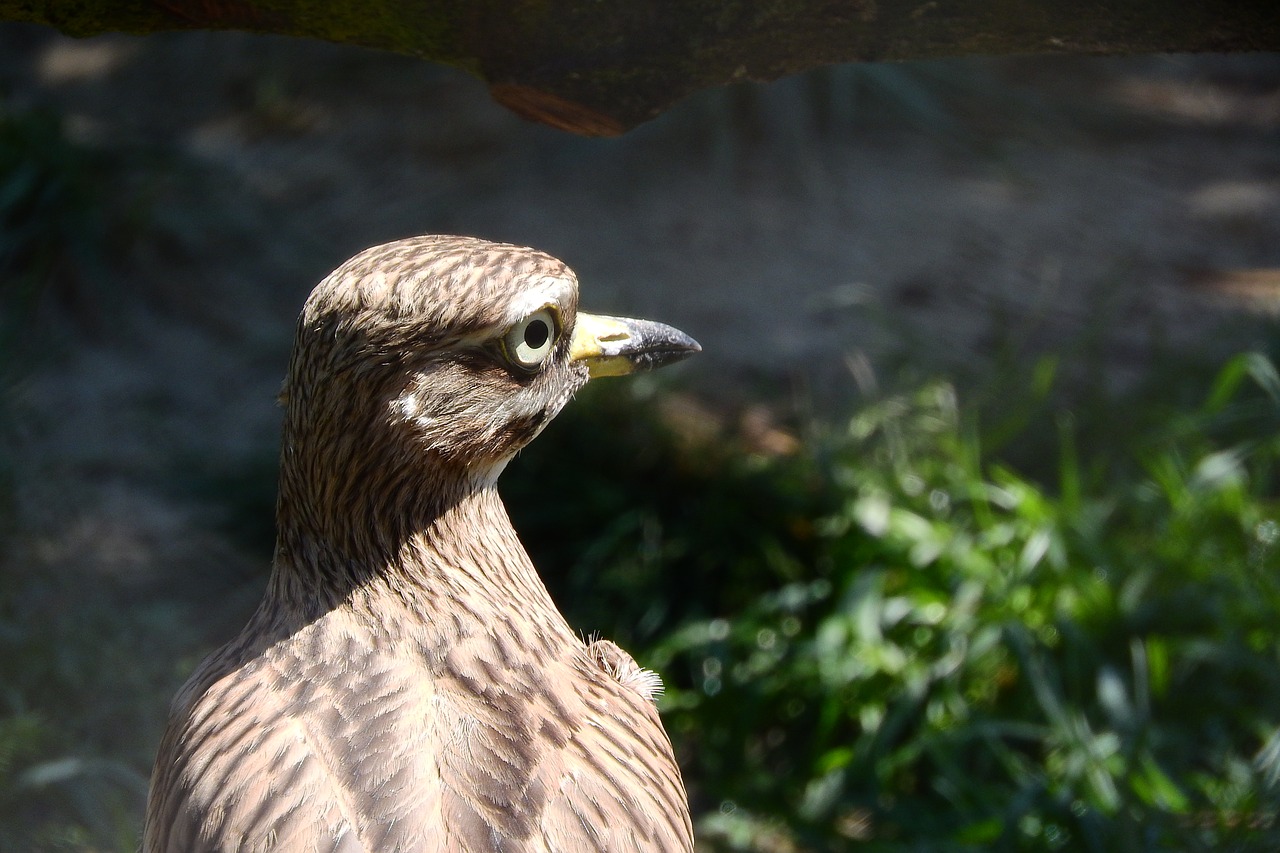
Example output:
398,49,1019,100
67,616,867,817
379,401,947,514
0,103,176,850
0,564,197,849
514,353,1280,851
0,104,123,346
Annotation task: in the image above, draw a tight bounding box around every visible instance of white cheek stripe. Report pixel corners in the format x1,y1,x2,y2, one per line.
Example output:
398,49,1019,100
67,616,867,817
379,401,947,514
391,387,436,429
392,381,545,435
493,387,546,422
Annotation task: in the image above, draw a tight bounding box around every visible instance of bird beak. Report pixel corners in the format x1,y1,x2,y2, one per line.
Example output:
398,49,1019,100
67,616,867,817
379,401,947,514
569,312,701,378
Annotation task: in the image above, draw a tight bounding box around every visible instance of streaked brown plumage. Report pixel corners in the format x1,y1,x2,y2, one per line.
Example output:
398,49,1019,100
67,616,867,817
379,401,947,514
144,235,700,852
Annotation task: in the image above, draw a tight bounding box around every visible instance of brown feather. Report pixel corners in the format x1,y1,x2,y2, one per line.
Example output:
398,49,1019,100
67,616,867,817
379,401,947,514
144,236,694,852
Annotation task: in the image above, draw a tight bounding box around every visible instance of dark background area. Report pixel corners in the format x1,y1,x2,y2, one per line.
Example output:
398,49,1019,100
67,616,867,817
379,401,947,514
2,23,1280,850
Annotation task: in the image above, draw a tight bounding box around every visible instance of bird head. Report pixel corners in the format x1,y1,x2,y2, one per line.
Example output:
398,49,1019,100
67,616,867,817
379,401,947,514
278,235,700,508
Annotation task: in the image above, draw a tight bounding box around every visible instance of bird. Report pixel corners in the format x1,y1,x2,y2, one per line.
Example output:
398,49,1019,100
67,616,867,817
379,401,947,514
143,235,701,852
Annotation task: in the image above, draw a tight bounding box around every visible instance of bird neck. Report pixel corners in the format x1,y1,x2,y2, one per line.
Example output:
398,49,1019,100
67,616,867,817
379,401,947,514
269,461,578,654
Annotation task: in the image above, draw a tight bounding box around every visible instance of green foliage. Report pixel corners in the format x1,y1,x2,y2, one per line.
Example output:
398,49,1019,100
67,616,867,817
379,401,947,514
0,104,184,851
0,560,196,850
518,355,1280,851
0,106,91,325
510,383,828,649
0,102,150,351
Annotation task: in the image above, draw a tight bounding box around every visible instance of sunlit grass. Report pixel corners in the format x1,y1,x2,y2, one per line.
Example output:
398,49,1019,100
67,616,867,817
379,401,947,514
520,353,1280,851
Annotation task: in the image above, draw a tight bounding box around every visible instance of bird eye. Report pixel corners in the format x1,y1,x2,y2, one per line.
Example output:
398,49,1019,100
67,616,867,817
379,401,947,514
503,308,558,372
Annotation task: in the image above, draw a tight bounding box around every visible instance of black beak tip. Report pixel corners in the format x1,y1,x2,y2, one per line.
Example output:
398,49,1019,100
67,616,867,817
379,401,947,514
638,331,701,371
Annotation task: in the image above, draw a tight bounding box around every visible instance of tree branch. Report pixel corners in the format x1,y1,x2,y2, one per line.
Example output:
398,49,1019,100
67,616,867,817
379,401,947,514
4,1,1278,135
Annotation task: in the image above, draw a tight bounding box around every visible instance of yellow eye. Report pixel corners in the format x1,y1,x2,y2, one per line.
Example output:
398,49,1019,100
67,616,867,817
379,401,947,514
503,308,558,372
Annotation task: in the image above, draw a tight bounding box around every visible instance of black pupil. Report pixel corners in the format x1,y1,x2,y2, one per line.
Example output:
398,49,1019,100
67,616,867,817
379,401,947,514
524,319,550,350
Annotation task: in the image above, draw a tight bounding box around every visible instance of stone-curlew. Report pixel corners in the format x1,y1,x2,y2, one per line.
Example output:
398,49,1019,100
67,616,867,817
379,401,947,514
144,235,700,852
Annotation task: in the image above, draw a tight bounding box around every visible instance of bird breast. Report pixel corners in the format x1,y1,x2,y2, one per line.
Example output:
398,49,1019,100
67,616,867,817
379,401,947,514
148,605,692,852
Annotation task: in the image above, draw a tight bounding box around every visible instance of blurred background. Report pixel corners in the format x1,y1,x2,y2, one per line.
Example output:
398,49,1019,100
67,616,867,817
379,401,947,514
2,21,1280,850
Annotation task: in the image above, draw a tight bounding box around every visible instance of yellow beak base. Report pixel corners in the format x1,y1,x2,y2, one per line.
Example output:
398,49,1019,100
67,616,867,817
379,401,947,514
569,312,701,379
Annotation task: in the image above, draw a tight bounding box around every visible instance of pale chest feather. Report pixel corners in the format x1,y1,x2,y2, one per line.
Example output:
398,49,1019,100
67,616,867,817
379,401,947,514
145,611,692,852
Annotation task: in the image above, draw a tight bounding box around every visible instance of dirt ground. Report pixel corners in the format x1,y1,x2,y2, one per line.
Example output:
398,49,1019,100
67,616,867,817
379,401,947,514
2,26,1279,596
